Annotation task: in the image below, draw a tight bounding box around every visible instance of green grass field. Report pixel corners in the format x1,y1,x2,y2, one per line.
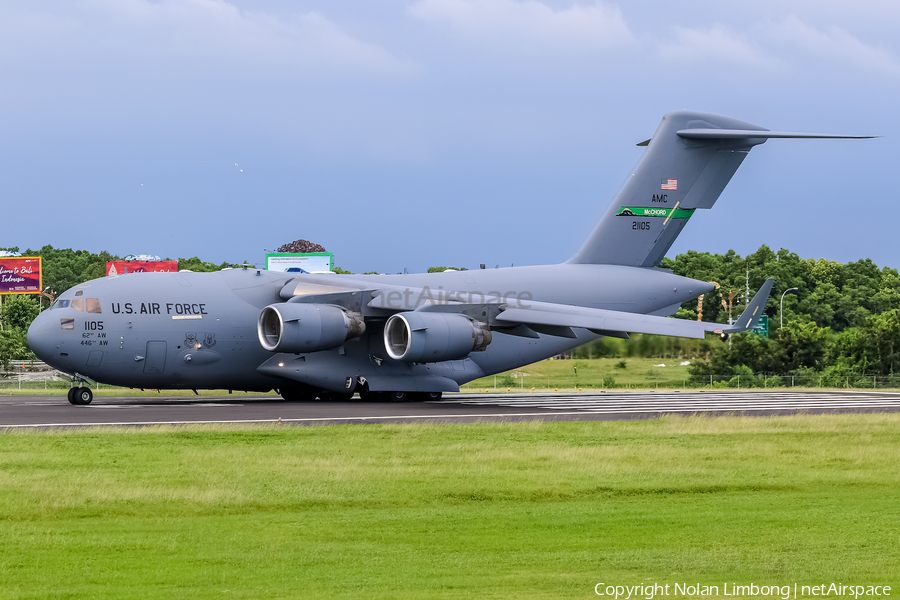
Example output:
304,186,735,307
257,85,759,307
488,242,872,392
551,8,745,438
461,357,694,391
1,414,898,598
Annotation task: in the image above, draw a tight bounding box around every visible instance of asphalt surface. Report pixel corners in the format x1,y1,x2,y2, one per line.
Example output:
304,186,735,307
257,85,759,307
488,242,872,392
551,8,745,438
2,390,900,428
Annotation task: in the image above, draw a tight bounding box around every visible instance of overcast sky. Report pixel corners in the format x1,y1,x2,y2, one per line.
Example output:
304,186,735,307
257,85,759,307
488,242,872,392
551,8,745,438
1,0,897,273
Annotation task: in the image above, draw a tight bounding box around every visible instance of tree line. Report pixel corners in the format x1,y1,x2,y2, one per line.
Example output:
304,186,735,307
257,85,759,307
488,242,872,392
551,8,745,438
577,244,900,384
670,245,900,385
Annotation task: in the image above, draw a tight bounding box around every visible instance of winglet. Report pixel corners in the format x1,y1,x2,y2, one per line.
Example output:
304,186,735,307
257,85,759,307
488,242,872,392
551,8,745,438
718,278,775,334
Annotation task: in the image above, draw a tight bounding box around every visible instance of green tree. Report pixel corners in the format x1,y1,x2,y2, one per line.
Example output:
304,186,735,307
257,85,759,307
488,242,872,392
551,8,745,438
771,321,829,371
801,283,840,328
666,244,900,336
827,327,876,374
177,257,244,272
427,266,468,273
0,295,38,369
1,295,39,330
872,267,900,314
0,328,33,370
870,309,900,375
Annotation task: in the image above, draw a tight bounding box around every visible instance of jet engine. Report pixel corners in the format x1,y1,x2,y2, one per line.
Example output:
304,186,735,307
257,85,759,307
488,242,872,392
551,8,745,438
258,303,365,353
383,312,491,363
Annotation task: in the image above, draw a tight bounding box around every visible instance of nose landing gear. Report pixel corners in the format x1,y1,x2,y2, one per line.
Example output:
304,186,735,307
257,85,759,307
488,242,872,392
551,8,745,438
67,386,93,405
67,373,95,405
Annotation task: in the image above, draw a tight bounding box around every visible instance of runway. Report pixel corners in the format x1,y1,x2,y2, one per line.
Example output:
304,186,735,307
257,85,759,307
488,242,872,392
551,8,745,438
2,390,900,429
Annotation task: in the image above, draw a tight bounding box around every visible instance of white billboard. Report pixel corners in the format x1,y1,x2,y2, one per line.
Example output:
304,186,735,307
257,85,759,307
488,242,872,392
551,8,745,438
265,253,333,273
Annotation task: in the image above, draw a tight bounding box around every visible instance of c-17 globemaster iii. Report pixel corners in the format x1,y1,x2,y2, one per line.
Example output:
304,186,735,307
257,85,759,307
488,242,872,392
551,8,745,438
27,111,873,404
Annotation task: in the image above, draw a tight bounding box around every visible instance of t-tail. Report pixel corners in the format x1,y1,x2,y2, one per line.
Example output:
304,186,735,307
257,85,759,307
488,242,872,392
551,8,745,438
569,111,874,267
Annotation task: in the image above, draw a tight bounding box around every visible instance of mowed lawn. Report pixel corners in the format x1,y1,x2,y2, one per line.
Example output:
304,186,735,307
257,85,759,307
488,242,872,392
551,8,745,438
461,357,694,391
1,415,898,599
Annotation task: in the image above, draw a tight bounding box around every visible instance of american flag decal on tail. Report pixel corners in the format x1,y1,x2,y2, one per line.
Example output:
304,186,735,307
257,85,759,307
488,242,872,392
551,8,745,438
661,179,677,190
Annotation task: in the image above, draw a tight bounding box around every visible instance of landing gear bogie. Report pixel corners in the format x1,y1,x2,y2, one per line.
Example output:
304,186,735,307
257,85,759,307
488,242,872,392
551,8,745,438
279,388,317,402
357,390,438,402
358,390,384,402
317,392,356,401
387,391,410,402
68,387,93,405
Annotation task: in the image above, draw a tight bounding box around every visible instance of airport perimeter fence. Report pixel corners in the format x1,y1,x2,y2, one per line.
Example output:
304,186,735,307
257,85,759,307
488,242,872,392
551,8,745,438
465,372,900,392
0,361,104,393
690,372,900,390
0,378,96,392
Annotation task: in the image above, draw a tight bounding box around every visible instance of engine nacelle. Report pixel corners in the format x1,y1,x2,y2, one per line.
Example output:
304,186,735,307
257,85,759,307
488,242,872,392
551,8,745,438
258,303,365,353
383,312,491,363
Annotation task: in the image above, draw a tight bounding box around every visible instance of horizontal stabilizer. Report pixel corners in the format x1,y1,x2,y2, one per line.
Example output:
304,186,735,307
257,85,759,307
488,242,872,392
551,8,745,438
677,129,877,140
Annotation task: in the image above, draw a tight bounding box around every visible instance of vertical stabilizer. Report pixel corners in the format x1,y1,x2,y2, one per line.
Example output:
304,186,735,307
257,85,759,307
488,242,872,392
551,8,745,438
570,111,768,267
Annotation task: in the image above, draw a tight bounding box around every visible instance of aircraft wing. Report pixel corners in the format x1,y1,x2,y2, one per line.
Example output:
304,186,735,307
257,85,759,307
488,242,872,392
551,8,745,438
291,272,774,340
494,278,774,340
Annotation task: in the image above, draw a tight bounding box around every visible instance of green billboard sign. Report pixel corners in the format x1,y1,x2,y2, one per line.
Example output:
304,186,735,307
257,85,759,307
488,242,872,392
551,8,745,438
752,315,769,338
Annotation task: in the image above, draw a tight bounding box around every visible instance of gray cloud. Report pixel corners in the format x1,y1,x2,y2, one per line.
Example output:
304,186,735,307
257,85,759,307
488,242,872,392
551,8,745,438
770,16,900,77
658,24,783,70
407,0,633,51
0,0,418,77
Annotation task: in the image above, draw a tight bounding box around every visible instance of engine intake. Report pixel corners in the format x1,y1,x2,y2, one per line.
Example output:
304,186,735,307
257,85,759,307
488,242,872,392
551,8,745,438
383,312,491,363
258,303,365,353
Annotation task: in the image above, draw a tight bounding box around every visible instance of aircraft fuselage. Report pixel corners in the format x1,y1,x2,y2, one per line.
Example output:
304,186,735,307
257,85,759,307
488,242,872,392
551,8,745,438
27,264,708,393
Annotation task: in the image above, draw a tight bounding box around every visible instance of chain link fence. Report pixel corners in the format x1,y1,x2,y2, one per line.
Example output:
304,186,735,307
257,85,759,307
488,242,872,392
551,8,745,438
0,361,82,392
463,371,900,392
4,365,900,393
698,372,900,390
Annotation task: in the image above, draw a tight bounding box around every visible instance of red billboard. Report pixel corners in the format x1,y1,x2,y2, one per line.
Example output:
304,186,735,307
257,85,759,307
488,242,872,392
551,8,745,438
0,257,42,295
106,261,178,276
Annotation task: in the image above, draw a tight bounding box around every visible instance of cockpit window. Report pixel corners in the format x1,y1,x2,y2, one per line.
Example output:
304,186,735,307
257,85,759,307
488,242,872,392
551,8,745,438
74,290,83,296
53,298,99,312
60,318,74,330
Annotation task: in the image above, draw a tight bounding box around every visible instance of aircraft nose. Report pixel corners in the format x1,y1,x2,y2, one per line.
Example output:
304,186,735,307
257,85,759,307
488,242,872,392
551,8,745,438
27,312,59,364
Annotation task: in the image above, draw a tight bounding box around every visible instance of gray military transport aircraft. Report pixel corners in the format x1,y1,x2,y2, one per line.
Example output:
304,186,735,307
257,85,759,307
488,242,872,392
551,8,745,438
28,111,872,404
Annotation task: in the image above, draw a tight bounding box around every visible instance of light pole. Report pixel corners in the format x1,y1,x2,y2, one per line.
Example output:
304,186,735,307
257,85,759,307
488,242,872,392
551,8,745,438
780,287,798,328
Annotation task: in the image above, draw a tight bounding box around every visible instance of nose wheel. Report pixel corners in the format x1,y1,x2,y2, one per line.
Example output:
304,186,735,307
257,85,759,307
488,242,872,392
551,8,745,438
67,387,93,405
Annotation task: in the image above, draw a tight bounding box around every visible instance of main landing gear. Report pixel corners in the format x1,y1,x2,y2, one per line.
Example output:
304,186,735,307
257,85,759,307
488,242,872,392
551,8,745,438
279,388,443,402
67,387,93,405
360,390,443,402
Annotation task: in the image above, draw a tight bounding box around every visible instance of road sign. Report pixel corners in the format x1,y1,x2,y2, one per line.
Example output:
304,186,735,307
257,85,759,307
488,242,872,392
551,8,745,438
752,315,769,338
